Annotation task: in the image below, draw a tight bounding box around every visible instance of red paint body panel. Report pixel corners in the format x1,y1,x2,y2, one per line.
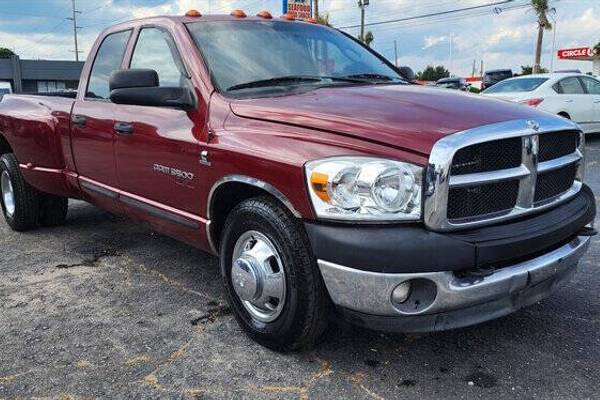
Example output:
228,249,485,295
0,15,563,255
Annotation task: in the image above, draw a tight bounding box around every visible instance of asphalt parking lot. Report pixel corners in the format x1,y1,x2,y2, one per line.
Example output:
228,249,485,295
0,137,598,400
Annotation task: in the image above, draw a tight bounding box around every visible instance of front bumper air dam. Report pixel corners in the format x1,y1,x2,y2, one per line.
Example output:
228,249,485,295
318,235,591,332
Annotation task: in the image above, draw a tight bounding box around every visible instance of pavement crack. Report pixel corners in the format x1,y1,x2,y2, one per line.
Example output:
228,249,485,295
190,305,231,326
55,249,120,269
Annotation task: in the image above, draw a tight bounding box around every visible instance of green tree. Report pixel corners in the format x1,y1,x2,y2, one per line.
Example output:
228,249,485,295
521,65,548,75
0,47,16,58
316,13,332,27
531,0,553,74
416,65,450,81
364,31,374,48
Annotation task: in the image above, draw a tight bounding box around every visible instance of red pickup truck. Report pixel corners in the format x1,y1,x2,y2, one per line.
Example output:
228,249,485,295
0,12,596,351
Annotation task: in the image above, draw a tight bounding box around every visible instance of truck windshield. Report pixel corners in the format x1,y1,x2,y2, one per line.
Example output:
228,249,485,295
187,20,404,97
483,78,548,93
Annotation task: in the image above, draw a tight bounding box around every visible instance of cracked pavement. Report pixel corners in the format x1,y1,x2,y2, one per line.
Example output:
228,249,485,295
1,137,599,399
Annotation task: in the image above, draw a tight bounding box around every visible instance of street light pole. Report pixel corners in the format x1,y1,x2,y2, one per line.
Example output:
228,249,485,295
358,0,369,42
549,10,557,72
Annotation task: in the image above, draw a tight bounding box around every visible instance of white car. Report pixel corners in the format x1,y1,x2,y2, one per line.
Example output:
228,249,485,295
0,81,12,100
482,73,600,134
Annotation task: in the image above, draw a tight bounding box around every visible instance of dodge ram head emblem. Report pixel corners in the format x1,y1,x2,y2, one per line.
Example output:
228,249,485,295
526,119,540,132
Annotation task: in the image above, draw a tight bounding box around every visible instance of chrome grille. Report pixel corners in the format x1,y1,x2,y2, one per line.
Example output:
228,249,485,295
424,118,585,231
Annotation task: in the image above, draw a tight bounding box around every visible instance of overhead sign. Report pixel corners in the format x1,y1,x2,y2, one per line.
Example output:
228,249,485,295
558,47,593,60
282,0,312,19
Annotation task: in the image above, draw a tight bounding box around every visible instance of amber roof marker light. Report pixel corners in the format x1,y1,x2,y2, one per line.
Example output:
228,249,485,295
257,10,273,19
304,17,317,24
230,9,247,18
185,9,202,17
280,13,295,21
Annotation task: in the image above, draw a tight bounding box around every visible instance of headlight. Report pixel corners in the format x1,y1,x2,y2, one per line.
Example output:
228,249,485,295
305,157,423,221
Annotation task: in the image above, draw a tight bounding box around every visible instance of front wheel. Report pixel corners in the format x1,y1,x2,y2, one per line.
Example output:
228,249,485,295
220,196,330,351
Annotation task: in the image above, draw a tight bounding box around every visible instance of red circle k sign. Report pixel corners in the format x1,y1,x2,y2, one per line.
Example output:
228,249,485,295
558,47,593,60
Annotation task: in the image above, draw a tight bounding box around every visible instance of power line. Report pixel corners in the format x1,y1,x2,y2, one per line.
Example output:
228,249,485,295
338,0,516,29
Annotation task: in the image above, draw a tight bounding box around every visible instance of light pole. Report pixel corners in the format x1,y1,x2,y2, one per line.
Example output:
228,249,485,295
549,8,557,72
358,0,369,42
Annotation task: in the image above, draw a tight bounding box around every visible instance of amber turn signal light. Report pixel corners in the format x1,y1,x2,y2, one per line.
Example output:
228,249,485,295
257,10,273,19
185,9,202,17
310,172,330,202
230,9,247,18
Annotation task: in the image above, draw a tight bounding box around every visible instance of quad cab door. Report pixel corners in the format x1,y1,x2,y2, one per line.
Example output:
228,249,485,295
71,29,133,213
113,26,205,233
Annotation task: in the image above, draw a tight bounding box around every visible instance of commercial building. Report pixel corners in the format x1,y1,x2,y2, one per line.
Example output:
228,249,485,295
0,55,84,94
557,47,600,75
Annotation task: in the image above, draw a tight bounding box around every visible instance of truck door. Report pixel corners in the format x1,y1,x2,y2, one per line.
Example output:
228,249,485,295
71,29,132,208
113,27,203,221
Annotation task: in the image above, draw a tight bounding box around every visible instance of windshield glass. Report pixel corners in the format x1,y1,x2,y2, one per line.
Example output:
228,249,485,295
484,77,548,93
187,21,403,97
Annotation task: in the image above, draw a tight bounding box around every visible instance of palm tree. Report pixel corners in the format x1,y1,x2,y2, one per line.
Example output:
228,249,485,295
531,0,552,74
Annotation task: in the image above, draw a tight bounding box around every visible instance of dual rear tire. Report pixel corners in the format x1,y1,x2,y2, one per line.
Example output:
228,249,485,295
0,153,68,231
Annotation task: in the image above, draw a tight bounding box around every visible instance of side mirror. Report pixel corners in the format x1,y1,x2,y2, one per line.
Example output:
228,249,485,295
109,69,195,109
397,66,416,83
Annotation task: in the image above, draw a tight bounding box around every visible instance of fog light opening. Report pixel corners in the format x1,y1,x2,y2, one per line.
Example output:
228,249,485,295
391,281,411,304
391,278,437,315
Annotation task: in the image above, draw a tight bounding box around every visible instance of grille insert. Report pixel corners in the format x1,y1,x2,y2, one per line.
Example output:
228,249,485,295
451,137,522,176
448,180,519,220
538,131,578,162
535,164,578,203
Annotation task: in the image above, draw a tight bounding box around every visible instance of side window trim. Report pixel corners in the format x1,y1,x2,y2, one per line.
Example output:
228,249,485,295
127,25,190,80
84,28,134,102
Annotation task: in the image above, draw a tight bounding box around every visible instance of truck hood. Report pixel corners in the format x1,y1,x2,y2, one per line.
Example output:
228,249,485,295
230,84,542,156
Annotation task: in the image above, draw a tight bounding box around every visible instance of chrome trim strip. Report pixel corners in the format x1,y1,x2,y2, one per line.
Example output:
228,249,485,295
538,151,582,173
449,165,530,188
425,117,585,231
207,175,301,219
79,177,205,229
318,235,590,317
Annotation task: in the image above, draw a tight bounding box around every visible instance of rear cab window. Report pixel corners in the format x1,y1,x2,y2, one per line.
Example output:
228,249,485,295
86,30,132,100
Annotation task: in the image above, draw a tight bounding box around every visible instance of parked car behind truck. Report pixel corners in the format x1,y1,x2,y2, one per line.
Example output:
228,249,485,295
482,73,600,134
0,12,596,351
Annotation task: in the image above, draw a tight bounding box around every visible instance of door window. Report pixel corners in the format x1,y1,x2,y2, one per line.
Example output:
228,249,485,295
580,77,600,95
130,28,186,87
86,30,131,99
556,77,585,94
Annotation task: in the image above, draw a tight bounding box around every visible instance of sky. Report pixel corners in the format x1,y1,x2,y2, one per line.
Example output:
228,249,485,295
0,0,598,76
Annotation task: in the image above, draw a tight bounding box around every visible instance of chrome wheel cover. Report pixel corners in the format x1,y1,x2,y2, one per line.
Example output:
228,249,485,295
1,170,15,217
231,230,286,323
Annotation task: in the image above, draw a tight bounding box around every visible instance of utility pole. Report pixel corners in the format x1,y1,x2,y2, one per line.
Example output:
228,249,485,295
394,40,399,67
471,59,476,77
66,0,82,62
358,0,369,42
313,0,319,20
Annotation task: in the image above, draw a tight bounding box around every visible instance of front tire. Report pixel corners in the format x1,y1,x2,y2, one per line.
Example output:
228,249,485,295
220,196,330,351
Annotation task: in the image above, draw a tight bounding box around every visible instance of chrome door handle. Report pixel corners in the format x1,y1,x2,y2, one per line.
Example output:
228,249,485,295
594,99,600,103
114,122,134,135
564,99,574,103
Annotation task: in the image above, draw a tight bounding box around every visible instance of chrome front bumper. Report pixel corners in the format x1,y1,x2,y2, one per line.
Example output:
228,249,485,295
318,235,591,325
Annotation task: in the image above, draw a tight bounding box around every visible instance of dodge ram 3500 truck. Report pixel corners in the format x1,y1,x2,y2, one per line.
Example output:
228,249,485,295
0,11,596,351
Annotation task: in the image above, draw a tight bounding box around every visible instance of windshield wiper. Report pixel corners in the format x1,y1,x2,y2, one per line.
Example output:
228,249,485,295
342,73,402,82
227,75,367,92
